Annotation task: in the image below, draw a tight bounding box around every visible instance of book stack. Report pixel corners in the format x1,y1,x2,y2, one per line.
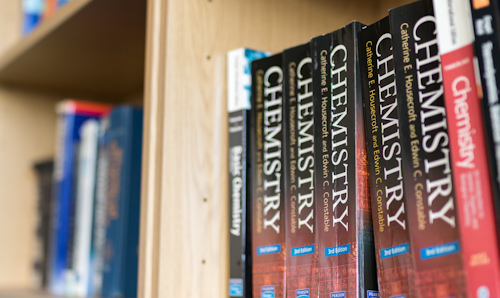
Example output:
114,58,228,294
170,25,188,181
45,100,143,298
228,0,500,297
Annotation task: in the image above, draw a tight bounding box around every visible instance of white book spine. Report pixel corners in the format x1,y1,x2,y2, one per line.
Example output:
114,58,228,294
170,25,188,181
71,119,100,297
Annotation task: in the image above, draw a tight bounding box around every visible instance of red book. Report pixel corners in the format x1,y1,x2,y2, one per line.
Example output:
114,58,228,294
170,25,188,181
433,0,500,297
43,0,57,20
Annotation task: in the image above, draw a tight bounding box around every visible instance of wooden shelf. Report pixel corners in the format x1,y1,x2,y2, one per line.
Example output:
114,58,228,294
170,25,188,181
0,0,147,99
0,290,60,298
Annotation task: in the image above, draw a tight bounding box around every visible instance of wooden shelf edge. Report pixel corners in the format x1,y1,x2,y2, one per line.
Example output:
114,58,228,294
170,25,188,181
0,0,93,73
0,0,146,99
0,289,63,298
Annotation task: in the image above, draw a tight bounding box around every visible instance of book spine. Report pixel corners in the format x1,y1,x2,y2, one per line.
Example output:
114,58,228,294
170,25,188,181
22,0,44,35
122,108,143,297
313,22,377,298
43,0,57,20
359,17,414,298
101,106,143,298
57,0,71,7
250,54,286,298
433,0,500,296
33,160,55,288
390,1,467,297
64,141,80,295
469,0,500,249
72,119,100,297
88,117,110,296
283,43,317,298
228,48,269,298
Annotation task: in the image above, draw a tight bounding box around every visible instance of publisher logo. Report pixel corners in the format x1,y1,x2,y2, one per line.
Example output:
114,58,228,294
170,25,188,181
325,244,350,257
257,244,281,255
331,292,345,298
229,279,243,297
420,241,460,260
262,286,275,298
367,290,378,298
296,289,309,298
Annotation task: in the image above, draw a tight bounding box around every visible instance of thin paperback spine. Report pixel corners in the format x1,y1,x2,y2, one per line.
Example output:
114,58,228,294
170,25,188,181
71,119,100,297
359,16,414,298
88,116,110,296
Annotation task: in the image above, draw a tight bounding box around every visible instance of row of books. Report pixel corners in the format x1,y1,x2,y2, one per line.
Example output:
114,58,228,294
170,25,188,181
23,0,72,35
228,0,500,297
35,100,143,297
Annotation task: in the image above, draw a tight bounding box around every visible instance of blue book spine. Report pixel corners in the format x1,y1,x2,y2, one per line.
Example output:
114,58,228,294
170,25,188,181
22,0,44,35
101,106,143,298
49,101,110,295
57,0,71,7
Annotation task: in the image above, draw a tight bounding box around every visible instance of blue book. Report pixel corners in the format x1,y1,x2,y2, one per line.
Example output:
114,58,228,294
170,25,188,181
101,106,143,298
57,0,71,7
22,0,44,35
49,101,111,295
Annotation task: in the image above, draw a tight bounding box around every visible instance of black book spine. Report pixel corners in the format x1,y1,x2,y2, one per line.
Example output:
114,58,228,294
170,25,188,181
312,21,377,298
229,106,251,298
469,0,500,247
251,53,286,298
359,16,415,298
390,1,467,297
283,43,317,298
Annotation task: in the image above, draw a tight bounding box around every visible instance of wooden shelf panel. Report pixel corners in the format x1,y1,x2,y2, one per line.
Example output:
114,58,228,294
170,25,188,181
0,0,147,99
0,290,60,298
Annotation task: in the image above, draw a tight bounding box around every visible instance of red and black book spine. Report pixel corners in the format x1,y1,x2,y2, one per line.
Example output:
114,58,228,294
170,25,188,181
283,43,317,298
468,0,500,247
312,21,378,298
433,0,500,296
359,16,415,298
250,54,286,298
390,1,467,297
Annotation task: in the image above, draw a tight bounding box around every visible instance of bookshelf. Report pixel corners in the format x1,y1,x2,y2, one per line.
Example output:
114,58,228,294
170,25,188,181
0,0,411,297
141,0,412,297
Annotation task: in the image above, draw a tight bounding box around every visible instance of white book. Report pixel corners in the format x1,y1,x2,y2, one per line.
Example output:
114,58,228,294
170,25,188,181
68,119,100,297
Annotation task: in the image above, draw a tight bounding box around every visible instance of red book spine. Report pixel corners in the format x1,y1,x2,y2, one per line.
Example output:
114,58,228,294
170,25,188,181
434,0,500,297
